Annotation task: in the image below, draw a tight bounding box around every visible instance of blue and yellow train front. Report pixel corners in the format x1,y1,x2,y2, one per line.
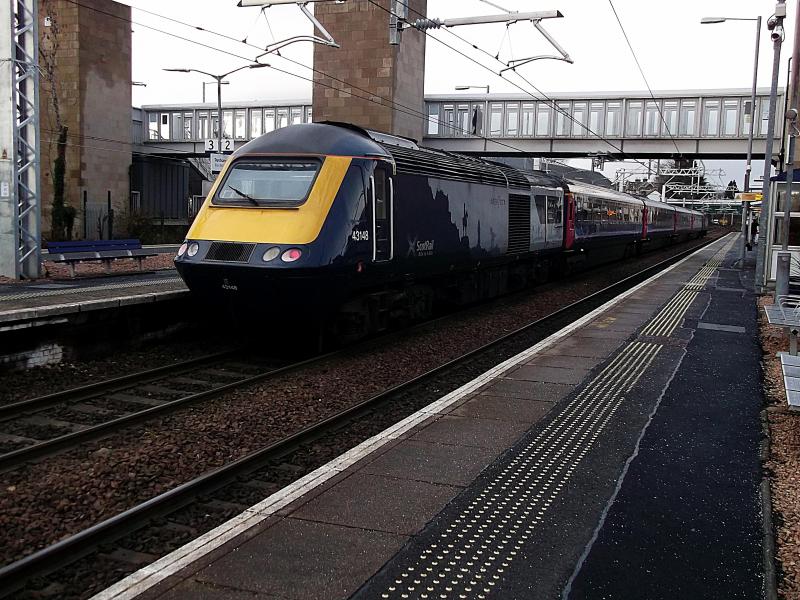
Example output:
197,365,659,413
174,123,393,312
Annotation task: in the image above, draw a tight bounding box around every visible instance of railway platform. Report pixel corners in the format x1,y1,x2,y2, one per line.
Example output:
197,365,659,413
0,248,188,368
93,233,766,600
0,268,186,323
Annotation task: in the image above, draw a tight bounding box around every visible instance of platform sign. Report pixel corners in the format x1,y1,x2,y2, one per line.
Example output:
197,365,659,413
211,153,229,174
205,138,233,153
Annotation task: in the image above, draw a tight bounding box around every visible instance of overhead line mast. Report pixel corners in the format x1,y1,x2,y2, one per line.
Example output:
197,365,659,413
0,0,41,279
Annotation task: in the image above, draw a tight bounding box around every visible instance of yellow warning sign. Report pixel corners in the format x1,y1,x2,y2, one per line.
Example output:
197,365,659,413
735,193,763,202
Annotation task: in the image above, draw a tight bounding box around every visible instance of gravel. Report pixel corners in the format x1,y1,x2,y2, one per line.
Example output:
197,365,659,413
759,295,800,600
0,233,724,573
0,334,230,407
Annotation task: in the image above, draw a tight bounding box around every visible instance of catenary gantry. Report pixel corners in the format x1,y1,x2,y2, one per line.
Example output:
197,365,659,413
134,88,785,159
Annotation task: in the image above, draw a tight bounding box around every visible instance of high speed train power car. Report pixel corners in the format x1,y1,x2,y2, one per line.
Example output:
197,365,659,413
175,122,706,337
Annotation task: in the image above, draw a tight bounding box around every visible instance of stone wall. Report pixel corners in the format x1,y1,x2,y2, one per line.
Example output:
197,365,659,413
78,0,131,238
38,0,131,240
312,0,427,142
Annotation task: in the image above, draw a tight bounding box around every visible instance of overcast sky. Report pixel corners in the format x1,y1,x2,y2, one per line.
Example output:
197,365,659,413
124,0,797,189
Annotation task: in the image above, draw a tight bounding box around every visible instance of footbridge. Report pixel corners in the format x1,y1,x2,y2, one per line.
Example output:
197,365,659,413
134,88,784,160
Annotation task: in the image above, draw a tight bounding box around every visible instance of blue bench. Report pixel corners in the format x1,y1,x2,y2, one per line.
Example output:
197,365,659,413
46,239,158,278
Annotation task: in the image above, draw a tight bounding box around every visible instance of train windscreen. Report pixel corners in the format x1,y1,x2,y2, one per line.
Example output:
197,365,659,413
213,159,321,207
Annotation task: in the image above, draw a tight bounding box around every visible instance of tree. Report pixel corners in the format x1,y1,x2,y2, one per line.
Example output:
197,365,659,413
724,179,738,200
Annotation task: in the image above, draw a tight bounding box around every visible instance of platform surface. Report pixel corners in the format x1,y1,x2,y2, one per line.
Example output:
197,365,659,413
95,233,765,600
0,269,187,324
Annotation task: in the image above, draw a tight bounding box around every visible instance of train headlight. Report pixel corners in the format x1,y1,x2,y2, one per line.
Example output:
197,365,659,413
281,248,303,263
177,242,188,257
262,247,281,262
187,242,200,257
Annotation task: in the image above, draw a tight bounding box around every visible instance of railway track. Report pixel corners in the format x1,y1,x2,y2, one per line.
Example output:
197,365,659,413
0,351,292,471
0,236,721,599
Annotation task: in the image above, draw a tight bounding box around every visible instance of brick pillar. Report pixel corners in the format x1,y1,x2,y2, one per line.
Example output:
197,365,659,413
312,0,427,142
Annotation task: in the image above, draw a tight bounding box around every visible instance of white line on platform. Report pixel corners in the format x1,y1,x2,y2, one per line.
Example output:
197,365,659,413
90,234,732,600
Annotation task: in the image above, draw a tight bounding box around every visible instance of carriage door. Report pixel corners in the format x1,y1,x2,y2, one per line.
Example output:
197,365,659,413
370,164,394,262
545,193,564,250
531,192,547,251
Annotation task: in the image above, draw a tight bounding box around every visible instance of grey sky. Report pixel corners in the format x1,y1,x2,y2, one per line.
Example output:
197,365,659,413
125,0,795,188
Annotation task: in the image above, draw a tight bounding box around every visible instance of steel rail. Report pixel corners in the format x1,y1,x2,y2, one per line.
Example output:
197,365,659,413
0,349,240,420
0,236,718,595
0,352,329,470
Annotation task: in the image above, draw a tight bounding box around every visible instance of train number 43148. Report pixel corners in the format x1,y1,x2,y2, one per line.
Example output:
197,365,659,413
351,230,370,242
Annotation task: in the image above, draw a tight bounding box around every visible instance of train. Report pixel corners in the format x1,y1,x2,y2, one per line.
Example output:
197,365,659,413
175,122,707,337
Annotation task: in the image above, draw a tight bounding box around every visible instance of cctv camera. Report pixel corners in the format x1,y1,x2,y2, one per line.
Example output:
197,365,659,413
767,15,778,30
772,24,784,41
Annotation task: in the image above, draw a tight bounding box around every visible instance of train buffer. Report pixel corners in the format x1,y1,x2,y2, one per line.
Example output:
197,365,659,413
46,239,158,278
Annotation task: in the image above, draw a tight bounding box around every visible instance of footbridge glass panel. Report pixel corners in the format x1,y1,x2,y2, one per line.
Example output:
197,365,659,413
136,89,783,159
421,89,783,158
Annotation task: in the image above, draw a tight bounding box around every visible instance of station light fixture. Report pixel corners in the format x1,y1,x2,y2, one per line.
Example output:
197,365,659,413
455,85,491,94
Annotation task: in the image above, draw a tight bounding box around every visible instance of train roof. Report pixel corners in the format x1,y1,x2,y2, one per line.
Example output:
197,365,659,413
234,122,393,160
564,179,647,206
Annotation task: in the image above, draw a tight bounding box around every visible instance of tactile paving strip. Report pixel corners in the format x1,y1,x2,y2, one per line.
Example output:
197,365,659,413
640,236,737,338
377,342,662,600
0,276,184,302
370,240,733,600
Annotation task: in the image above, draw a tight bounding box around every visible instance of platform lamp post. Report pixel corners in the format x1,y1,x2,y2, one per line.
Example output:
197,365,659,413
701,16,762,266
751,2,786,293
164,64,268,153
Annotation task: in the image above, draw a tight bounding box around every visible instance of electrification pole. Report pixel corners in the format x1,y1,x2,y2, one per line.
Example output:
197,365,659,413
755,0,787,292
743,17,762,263
777,0,800,298
216,76,224,155
0,0,41,279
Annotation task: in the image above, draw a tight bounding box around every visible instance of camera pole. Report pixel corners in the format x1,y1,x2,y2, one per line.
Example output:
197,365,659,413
756,0,787,293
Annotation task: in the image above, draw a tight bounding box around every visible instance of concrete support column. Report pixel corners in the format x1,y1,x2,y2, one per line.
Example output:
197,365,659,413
312,0,427,141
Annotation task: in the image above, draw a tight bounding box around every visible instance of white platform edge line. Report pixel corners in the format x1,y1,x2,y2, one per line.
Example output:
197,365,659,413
0,288,189,321
89,235,730,600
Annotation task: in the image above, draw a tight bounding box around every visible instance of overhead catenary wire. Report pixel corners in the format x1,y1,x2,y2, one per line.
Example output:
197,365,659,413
384,0,651,167
606,0,682,157
41,133,198,165
59,0,570,159
86,0,647,169
41,127,197,161
59,0,644,174
371,0,653,170
116,0,650,167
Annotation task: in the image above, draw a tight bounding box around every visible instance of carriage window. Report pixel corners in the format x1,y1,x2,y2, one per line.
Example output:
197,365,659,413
534,195,547,223
370,172,388,219
214,160,320,207
547,196,562,224
427,103,440,135
577,199,588,222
